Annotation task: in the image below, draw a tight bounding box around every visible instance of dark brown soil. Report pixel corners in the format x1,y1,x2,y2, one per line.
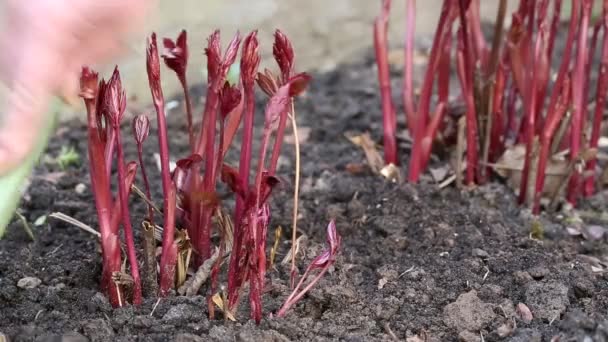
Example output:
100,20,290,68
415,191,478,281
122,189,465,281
1,54,608,342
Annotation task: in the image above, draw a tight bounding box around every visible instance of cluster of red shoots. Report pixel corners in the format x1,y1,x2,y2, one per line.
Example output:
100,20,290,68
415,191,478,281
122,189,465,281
375,0,607,214
79,29,340,323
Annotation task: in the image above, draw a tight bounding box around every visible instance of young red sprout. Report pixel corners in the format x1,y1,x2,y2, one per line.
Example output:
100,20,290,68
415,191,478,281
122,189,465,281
270,29,303,290
132,115,153,222
146,33,179,296
105,68,143,304
227,31,260,309
162,30,194,151
195,31,242,263
276,220,341,318
374,0,398,166
80,68,123,307
131,114,158,295
222,72,311,323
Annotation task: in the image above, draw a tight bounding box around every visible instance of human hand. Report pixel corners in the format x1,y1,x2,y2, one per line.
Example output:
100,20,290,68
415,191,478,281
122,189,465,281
0,0,151,174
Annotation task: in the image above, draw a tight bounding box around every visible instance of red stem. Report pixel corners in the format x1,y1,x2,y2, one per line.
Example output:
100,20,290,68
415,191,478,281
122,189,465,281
136,143,154,223
518,19,545,205
456,1,480,185
114,130,142,304
437,30,452,105
547,0,563,63
84,94,122,307
408,0,456,182
584,4,608,196
228,81,256,306
276,266,331,317
533,76,571,214
469,0,489,66
179,74,195,153
403,0,417,135
147,36,178,296
489,61,507,161
104,130,116,180
419,103,447,170
456,44,479,185
374,0,398,165
568,0,592,205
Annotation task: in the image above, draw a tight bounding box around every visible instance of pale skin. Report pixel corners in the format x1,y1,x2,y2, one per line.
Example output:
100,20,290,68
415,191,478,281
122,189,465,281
0,0,151,174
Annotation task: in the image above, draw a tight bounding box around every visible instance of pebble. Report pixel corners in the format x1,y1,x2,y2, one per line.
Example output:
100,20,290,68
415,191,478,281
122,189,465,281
17,277,41,289
81,319,114,342
472,248,489,259
75,183,87,195
516,303,533,323
573,277,595,298
513,271,533,284
458,330,480,342
528,266,550,279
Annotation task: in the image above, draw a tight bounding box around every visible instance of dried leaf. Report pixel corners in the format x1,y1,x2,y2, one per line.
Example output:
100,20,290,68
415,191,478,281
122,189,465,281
380,163,401,182
211,292,236,321
346,133,385,173
493,144,569,199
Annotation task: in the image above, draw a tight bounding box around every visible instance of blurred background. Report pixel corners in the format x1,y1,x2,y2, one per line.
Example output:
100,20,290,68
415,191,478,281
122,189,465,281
1,0,518,120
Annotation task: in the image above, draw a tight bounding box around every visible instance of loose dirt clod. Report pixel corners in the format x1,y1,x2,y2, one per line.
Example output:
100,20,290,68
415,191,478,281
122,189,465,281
16,277,41,289
443,290,496,332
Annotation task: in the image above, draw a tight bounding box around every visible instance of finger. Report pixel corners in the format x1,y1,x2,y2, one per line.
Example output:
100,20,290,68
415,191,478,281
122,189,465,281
0,42,59,174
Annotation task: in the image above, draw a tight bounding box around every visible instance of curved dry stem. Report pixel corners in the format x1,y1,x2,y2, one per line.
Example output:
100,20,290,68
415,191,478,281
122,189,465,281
289,102,300,289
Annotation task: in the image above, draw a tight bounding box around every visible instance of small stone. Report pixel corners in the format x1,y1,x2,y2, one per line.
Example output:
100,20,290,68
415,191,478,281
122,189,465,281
472,248,489,259
132,315,154,329
162,304,199,323
87,292,111,313
458,330,480,342
528,266,550,280
513,271,533,284
516,303,533,323
573,277,595,298
49,283,66,292
82,319,114,342
443,290,496,331
496,321,514,337
75,183,87,195
17,276,41,289
62,332,89,342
